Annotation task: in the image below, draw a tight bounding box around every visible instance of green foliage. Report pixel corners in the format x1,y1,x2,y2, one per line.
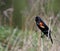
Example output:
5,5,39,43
0,27,38,51
13,0,28,29
45,0,60,15
52,0,60,14
0,0,12,10
0,26,12,41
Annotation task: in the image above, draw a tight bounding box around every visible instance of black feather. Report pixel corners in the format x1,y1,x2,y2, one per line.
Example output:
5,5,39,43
35,16,53,44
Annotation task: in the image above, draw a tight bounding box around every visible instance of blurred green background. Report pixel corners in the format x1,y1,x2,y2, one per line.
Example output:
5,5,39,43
0,0,60,51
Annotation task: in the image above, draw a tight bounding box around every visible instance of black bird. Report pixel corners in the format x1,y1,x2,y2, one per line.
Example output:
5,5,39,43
35,16,53,44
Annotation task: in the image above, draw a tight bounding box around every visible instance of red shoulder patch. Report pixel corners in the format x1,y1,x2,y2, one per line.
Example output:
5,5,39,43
39,22,45,28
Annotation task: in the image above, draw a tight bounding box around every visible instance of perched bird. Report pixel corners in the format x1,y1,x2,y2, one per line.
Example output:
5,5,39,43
35,16,53,44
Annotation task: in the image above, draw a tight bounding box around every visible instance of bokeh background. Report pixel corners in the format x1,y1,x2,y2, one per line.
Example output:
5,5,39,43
0,0,60,51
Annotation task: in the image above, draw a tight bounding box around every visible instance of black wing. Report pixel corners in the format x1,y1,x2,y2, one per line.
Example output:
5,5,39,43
35,16,53,44
35,16,49,34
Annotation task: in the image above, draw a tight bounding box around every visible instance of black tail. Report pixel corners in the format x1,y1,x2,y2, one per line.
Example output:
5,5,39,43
50,36,53,44
49,33,53,44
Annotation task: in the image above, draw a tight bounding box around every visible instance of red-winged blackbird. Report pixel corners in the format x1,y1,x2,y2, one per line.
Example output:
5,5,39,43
35,16,53,44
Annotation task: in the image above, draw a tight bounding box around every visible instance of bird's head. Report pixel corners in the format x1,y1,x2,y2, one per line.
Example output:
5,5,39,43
35,16,41,22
